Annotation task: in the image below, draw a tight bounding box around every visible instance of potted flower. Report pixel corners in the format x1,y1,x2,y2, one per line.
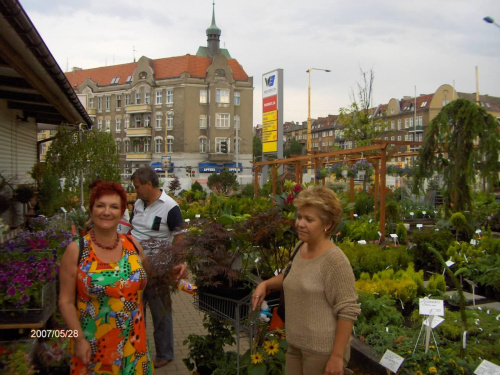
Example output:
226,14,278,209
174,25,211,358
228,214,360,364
240,327,288,375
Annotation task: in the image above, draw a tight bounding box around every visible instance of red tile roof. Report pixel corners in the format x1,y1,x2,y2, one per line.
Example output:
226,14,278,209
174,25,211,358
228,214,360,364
65,55,249,89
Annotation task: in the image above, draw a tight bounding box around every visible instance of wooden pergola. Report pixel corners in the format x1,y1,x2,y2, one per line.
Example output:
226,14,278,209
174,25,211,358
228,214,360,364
252,141,424,238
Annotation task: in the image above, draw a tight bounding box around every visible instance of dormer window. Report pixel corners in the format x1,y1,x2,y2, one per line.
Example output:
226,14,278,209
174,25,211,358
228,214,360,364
126,75,133,83
111,77,120,84
421,101,427,107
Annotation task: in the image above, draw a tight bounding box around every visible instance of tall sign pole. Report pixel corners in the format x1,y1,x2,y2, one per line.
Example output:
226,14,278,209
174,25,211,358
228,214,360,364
262,69,284,185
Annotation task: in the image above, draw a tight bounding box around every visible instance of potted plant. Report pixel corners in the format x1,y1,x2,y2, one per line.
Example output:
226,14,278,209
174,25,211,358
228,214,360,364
183,314,236,375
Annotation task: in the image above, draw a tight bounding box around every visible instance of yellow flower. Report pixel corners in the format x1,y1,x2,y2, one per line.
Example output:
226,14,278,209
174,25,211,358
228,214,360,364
275,328,286,339
433,356,440,362
251,352,263,364
264,340,280,356
429,366,438,373
429,345,435,349
416,371,423,375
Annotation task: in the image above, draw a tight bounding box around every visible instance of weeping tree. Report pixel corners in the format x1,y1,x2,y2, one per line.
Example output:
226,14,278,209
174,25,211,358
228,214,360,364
414,99,499,213
44,125,120,204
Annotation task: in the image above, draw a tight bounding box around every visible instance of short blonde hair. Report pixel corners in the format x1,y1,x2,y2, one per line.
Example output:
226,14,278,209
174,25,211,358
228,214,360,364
293,186,343,237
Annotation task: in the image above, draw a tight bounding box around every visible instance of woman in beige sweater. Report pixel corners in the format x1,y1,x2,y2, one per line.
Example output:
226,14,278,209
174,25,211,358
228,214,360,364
252,186,360,375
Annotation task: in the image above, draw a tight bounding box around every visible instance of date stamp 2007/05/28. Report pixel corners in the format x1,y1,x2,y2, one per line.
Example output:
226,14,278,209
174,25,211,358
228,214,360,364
30,329,78,338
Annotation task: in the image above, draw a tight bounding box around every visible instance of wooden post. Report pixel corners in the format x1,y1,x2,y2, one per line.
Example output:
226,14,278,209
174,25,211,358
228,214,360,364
379,145,387,238
350,176,355,219
373,161,379,213
271,164,276,202
253,166,260,198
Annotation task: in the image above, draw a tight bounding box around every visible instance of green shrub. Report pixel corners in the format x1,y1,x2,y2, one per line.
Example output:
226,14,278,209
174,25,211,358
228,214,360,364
410,228,453,273
396,222,408,244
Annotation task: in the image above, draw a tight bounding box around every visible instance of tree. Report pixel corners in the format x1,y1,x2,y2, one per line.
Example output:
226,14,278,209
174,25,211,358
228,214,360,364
44,125,120,197
252,135,262,161
168,175,181,197
414,99,499,213
207,168,239,195
338,68,386,147
284,138,303,158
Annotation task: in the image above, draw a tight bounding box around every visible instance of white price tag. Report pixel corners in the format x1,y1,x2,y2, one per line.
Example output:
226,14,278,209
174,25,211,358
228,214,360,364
379,350,404,373
419,298,444,316
474,359,500,375
416,224,423,228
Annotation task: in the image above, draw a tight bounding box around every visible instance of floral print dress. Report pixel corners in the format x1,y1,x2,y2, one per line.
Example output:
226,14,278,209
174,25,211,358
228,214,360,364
70,234,153,374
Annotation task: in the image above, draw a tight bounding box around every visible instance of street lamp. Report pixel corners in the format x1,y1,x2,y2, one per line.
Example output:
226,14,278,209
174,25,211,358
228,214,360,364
483,16,500,28
306,68,331,154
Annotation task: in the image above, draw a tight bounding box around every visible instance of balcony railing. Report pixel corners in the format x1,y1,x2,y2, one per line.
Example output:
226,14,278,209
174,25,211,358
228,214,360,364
126,152,152,161
126,104,152,113
125,127,152,137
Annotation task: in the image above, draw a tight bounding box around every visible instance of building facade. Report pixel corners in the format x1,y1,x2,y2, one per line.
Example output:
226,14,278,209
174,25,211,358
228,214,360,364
64,6,253,185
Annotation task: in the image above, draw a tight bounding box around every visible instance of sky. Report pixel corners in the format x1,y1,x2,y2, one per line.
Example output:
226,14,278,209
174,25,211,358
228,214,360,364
20,0,500,127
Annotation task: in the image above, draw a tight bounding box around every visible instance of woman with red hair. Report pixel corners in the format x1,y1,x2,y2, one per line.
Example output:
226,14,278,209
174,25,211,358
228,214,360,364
59,181,153,374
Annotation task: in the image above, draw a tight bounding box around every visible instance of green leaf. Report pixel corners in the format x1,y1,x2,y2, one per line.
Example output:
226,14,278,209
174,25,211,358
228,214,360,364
216,214,235,226
248,363,267,375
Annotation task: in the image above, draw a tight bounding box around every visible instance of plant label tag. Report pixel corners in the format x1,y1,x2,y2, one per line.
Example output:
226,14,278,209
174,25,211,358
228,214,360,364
475,229,482,234
357,240,367,244
419,298,444,316
390,234,398,238
416,224,423,229
424,316,444,328
410,212,414,216
379,350,404,373
422,211,427,215
445,260,455,267
470,239,477,245
474,359,500,375
377,231,382,237
353,214,358,217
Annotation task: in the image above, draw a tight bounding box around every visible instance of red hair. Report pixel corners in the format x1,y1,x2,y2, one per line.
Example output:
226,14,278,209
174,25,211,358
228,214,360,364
89,181,127,215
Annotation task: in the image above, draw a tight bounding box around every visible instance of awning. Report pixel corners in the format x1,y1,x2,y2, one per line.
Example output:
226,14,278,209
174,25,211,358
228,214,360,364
198,162,222,173
151,162,173,173
223,163,243,173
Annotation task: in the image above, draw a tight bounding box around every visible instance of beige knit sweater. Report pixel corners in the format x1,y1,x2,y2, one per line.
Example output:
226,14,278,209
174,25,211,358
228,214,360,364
283,245,360,356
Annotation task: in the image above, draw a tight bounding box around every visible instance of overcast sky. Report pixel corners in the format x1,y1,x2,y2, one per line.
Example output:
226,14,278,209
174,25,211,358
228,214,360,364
20,0,500,126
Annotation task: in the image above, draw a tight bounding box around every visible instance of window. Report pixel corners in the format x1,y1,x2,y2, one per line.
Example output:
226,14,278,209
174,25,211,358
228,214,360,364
397,119,402,129
391,120,395,130
116,95,122,108
97,119,102,131
156,114,162,129
89,97,94,109
145,92,150,105
421,101,427,107
167,136,173,153
200,89,208,104
418,116,423,126
115,139,121,152
397,135,401,141
144,115,151,127
116,118,121,131
234,91,240,105
404,118,409,129
156,91,162,105
216,89,230,103
234,115,240,129
135,115,141,128
144,138,150,152
216,113,230,128
199,137,207,153
105,96,110,110
125,94,130,106
41,143,46,154
135,92,141,104
97,97,102,111
167,112,173,129
409,117,414,128
155,138,162,153
105,118,110,131
216,138,229,153
199,115,207,129
126,75,133,83
124,139,130,152
391,136,395,141
410,134,414,142
111,77,120,84
124,117,129,129
166,89,174,104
